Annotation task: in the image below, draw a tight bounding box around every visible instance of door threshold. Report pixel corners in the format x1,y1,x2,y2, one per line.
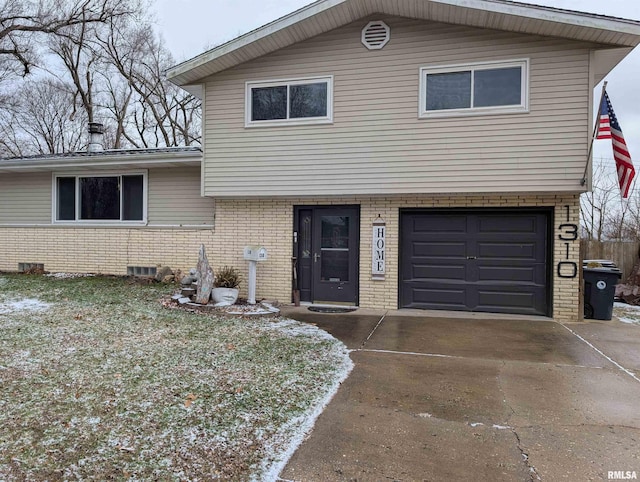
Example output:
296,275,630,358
301,302,359,309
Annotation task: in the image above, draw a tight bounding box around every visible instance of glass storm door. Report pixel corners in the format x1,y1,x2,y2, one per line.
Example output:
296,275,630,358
295,206,359,305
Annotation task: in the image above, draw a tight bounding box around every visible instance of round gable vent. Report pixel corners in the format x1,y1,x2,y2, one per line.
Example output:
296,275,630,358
361,21,390,50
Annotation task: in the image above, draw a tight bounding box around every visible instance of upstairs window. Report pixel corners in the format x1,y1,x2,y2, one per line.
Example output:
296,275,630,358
419,59,528,117
246,76,333,127
55,173,146,223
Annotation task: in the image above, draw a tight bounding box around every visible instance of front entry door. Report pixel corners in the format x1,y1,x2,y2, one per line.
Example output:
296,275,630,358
295,206,360,305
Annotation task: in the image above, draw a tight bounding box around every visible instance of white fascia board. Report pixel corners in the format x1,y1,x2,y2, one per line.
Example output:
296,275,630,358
0,151,202,173
433,0,640,34
166,0,347,84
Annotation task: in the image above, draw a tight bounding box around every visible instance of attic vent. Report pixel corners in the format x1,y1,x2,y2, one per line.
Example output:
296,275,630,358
361,21,390,50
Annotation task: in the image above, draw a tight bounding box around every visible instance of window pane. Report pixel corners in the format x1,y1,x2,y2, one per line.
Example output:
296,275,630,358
426,71,471,110
474,67,522,107
321,216,349,249
122,175,143,221
290,82,327,118
320,215,350,281
80,177,119,220
251,86,287,121
57,177,76,221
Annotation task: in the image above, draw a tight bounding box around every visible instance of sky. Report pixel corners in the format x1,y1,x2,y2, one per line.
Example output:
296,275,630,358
153,0,640,170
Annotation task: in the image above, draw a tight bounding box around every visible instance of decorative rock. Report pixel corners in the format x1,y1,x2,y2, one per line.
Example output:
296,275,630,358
162,274,175,283
171,294,182,301
155,266,173,282
189,268,197,276
178,297,191,305
195,244,215,304
181,287,196,298
181,276,194,286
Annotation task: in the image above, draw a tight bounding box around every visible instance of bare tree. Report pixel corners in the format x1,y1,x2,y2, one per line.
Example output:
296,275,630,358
0,1,201,156
0,0,134,79
1,79,85,155
581,160,620,240
101,23,201,147
581,159,640,241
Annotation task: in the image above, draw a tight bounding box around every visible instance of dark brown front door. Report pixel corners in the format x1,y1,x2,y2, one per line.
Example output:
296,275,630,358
295,206,360,305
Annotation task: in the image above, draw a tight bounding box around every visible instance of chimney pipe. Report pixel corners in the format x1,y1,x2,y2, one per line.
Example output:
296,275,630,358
88,122,104,152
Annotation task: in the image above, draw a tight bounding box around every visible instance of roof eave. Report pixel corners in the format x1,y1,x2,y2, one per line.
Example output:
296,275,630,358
0,150,203,173
167,0,640,87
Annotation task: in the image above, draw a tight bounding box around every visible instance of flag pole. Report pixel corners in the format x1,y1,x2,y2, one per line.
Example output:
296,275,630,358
581,81,608,186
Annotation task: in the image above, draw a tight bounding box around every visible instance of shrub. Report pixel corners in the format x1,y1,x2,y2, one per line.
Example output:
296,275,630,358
214,266,241,289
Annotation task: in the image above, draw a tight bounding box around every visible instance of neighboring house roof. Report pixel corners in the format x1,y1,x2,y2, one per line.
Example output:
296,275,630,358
167,0,640,94
0,146,202,173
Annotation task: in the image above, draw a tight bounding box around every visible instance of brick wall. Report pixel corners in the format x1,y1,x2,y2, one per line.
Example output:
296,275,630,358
210,193,581,322
0,227,214,275
0,193,581,321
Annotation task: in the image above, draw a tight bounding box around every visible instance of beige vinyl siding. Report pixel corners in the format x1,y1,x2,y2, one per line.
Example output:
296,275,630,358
147,167,213,226
0,167,213,226
203,16,592,197
0,172,51,224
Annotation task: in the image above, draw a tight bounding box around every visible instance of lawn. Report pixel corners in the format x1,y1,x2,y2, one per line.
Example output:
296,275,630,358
0,274,352,481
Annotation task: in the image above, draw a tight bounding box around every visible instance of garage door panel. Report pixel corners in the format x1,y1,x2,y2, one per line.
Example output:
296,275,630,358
403,285,467,310
400,210,550,316
477,242,537,259
478,215,537,233
412,216,467,233
477,266,539,282
412,241,466,258
413,264,466,280
477,288,545,314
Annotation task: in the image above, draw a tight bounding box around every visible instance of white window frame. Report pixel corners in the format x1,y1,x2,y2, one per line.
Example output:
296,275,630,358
245,75,334,127
419,59,529,118
52,170,148,225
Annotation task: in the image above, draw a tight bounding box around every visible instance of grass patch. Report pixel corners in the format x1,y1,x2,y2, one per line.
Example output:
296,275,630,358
0,275,351,480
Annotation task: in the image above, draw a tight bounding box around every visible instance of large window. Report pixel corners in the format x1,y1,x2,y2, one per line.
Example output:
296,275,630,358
54,173,146,223
245,76,333,126
419,59,528,117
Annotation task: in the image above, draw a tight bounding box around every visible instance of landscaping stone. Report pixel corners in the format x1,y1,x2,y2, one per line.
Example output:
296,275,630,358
178,297,191,304
181,276,194,285
155,266,173,282
182,287,196,298
171,294,182,301
195,244,215,304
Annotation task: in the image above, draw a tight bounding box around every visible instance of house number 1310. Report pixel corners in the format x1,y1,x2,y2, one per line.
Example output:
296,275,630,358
557,205,578,279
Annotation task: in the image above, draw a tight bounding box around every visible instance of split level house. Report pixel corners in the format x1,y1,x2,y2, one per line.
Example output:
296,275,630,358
2,0,640,322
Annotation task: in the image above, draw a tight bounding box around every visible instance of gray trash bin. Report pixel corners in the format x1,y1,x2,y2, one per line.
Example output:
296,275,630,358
583,267,621,320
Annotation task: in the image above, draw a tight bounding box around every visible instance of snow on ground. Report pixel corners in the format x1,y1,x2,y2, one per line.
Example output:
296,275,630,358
45,272,95,279
614,302,640,325
255,318,354,481
615,302,640,311
0,298,51,315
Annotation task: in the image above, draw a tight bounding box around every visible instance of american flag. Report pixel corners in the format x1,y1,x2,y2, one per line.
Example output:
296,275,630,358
596,90,635,198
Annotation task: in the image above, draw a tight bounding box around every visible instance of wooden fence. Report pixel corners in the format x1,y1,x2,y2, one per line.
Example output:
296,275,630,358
580,240,639,280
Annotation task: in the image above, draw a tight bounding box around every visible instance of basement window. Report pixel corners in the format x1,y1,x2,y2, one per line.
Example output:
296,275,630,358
245,76,333,127
419,59,529,118
54,172,147,223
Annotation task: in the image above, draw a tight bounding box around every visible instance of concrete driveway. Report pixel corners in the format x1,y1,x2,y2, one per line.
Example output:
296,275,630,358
278,308,640,481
